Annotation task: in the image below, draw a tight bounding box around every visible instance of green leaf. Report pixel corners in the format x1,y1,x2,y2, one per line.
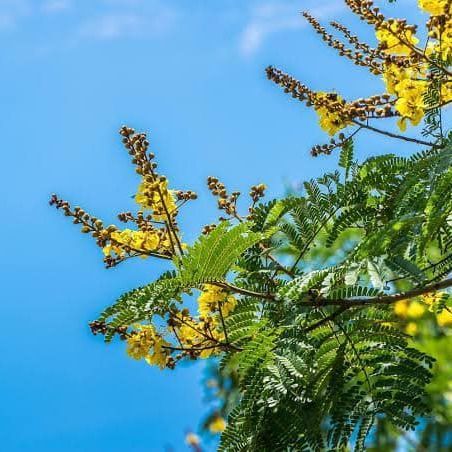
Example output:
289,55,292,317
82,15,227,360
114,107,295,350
339,139,355,180
178,221,273,285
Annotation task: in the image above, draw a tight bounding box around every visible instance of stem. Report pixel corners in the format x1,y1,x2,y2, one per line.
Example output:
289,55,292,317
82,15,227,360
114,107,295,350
163,220,177,256
352,120,434,147
162,343,228,352
260,244,295,278
173,314,214,342
290,207,340,273
208,275,452,307
302,306,349,333
218,302,229,344
212,281,276,300
109,238,172,260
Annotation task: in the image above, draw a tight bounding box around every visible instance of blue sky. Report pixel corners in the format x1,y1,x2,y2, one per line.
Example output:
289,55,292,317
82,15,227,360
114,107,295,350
0,1,426,451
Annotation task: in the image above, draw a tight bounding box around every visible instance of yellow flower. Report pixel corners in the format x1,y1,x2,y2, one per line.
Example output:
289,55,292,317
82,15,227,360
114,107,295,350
145,335,170,370
176,314,224,359
126,324,156,360
209,416,226,433
198,284,237,318
314,92,350,136
394,79,427,130
394,300,409,318
407,300,426,319
102,243,123,257
376,22,419,55
104,228,171,257
437,309,452,328
126,324,169,368
135,178,177,220
405,322,419,336
382,63,410,95
418,0,449,16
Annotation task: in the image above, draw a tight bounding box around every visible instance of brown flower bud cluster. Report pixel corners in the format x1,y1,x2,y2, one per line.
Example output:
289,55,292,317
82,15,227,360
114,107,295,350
202,223,217,235
117,210,169,236
120,126,154,177
176,190,198,201
303,12,384,74
249,184,266,203
345,0,385,27
51,126,197,267
266,67,396,122
207,176,241,218
89,320,129,340
120,126,196,224
49,193,117,245
311,133,353,157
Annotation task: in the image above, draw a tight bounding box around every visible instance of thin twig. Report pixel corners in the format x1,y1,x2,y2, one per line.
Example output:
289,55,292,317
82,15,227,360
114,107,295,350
218,302,229,345
290,207,340,273
352,120,434,146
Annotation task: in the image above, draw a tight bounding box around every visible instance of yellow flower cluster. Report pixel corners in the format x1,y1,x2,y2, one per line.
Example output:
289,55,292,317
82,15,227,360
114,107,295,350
394,292,452,333
126,324,170,369
198,284,237,318
103,228,171,257
394,79,428,131
375,21,419,56
174,285,237,358
381,60,429,131
177,316,223,358
394,299,424,335
374,1,451,132
382,63,451,132
394,299,426,319
418,0,450,16
135,178,177,220
314,93,350,136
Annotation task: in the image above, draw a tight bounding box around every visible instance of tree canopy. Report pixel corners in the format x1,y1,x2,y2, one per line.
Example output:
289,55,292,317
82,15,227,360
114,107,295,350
51,1,451,450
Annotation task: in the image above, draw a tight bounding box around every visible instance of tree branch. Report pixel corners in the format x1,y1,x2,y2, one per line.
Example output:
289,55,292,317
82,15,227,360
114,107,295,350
313,277,452,307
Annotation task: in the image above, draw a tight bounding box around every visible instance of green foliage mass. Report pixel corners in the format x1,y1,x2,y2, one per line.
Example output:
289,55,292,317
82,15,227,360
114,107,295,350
94,131,451,450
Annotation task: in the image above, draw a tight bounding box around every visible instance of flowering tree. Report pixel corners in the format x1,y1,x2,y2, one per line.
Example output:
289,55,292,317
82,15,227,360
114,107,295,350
51,1,451,450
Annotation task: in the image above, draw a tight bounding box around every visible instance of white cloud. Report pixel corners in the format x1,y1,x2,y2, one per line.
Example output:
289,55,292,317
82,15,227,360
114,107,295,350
239,0,345,56
77,2,176,40
78,0,177,40
0,0,176,40
42,0,72,13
